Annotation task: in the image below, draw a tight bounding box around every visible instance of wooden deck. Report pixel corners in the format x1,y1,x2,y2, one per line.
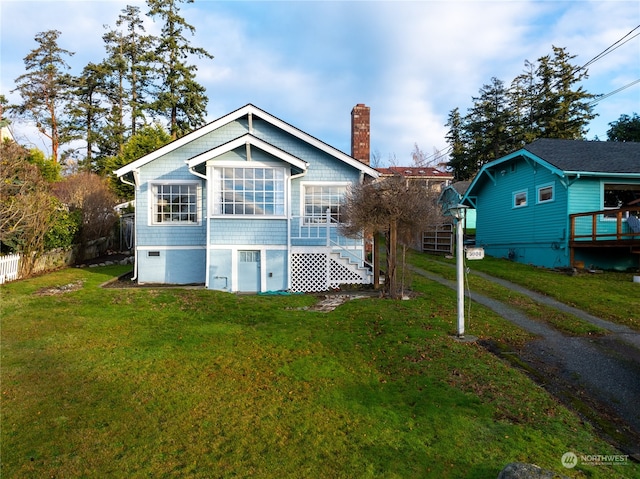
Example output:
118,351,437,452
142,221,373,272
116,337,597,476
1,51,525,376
569,206,640,265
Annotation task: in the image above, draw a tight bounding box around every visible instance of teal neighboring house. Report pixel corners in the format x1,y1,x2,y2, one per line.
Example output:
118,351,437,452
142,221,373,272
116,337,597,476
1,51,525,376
114,104,379,292
461,139,640,270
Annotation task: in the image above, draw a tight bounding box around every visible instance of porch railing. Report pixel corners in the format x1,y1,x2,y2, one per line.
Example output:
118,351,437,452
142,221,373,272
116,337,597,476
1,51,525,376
290,209,372,270
569,206,640,244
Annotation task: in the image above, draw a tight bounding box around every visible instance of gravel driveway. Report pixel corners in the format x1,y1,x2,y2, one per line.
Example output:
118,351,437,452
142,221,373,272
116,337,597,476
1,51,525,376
410,265,640,460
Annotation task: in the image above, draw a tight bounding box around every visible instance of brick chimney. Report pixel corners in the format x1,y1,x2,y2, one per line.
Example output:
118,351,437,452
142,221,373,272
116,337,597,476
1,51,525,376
351,104,370,166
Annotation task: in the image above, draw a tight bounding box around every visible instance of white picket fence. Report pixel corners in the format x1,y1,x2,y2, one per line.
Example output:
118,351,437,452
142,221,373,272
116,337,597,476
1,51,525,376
0,253,21,284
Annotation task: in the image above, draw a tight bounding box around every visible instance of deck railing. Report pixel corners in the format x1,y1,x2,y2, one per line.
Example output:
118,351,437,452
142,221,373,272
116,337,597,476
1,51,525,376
569,206,640,244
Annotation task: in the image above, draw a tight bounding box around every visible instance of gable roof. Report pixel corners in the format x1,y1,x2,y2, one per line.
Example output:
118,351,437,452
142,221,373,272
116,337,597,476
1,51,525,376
462,139,640,206
114,103,379,178
523,138,640,174
186,134,309,171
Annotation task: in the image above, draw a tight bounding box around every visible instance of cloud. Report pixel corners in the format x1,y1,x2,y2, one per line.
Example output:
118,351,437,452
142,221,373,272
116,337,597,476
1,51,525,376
2,0,638,160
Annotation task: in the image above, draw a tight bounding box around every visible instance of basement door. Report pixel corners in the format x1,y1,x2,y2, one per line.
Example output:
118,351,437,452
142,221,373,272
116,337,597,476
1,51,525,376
238,250,261,292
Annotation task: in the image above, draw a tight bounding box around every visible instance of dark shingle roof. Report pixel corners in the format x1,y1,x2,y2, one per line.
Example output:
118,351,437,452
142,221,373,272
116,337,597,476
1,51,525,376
523,139,640,174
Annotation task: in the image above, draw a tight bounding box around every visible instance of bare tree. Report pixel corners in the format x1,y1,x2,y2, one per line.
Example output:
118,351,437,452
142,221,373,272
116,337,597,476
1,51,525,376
0,141,58,275
340,175,441,298
52,172,118,246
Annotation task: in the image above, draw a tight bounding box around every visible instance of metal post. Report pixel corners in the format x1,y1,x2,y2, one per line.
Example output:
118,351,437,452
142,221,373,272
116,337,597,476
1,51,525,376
456,213,465,337
326,208,331,247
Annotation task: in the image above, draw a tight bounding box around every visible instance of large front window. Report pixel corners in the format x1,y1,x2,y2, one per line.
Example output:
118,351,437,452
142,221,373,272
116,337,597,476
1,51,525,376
604,183,640,219
152,183,199,224
303,184,348,223
214,167,285,216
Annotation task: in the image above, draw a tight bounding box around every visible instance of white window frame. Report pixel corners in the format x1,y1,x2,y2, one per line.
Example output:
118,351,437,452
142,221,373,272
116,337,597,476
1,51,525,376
301,182,350,224
513,189,528,208
150,181,201,226
537,182,555,204
210,162,287,218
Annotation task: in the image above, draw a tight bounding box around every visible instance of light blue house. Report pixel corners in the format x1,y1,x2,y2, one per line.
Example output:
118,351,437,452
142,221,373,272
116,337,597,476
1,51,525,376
115,104,379,292
461,139,640,270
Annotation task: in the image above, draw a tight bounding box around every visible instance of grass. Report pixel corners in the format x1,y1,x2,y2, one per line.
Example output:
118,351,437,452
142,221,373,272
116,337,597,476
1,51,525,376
408,251,640,333
1,264,638,478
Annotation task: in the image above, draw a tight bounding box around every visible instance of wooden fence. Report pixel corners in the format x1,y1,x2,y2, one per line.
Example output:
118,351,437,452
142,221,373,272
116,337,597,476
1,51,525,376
0,253,21,284
422,224,454,254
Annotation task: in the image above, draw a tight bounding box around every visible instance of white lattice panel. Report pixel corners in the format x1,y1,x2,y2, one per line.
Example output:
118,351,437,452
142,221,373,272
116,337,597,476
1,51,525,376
291,252,328,292
291,249,372,293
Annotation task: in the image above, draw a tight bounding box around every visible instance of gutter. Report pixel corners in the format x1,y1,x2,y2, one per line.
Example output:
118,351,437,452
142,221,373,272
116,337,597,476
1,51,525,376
118,170,140,281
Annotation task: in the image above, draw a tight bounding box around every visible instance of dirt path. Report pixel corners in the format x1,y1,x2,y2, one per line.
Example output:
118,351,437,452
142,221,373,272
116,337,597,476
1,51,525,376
409,265,640,460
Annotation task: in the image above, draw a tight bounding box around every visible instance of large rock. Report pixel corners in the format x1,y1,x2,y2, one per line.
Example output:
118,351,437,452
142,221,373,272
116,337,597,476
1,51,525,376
497,462,569,479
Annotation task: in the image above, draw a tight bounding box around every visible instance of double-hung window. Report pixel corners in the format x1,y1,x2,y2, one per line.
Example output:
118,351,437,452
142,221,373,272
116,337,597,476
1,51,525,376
537,183,554,204
213,166,285,216
513,190,528,208
152,182,199,225
303,183,348,224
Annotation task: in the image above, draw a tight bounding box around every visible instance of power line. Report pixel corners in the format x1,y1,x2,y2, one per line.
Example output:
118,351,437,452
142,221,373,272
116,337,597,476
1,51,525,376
580,25,640,70
588,78,640,107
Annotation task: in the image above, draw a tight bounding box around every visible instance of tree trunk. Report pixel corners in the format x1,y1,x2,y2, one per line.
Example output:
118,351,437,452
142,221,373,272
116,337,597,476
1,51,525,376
387,220,398,298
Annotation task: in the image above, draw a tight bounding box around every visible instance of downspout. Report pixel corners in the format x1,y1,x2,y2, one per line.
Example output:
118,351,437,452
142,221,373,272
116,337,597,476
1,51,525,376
119,170,139,280
288,169,308,291
188,165,210,288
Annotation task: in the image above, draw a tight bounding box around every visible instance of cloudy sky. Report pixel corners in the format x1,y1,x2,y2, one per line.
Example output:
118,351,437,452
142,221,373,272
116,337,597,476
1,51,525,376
1,0,639,165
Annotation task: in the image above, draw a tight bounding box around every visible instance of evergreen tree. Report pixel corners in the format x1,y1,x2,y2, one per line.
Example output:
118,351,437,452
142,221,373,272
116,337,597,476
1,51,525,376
9,30,75,163
445,46,598,179
445,108,472,181
66,62,110,171
526,46,597,139
105,123,171,199
146,0,213,139
465,77,514,169
607,113,640,142
114,5,156,136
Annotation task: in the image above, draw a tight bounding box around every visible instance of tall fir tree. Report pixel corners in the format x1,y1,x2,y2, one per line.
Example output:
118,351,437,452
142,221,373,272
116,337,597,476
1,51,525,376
445,46,598,180
445,108,471,181
66,62,110,171
10,30,75,163
146,0,213,139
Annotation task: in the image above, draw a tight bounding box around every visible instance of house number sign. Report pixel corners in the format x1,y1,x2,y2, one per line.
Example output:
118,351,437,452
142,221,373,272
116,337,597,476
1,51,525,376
465,247,485,260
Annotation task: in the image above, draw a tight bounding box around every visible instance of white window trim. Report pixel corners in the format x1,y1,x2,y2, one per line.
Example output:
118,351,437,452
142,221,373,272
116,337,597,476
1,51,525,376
208,161,289,219
149,180,202,226
513,189,528,209
300,181,351,224
536,182,555,204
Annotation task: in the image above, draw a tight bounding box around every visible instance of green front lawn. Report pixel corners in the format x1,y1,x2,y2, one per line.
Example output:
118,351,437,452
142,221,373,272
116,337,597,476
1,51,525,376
1,265,637,478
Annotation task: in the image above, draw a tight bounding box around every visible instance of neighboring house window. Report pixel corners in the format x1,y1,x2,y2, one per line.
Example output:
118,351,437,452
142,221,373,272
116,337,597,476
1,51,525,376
537,183,554,204
213,166,285,216
152,183,199,224
303,183,348,223
513,190,527,208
